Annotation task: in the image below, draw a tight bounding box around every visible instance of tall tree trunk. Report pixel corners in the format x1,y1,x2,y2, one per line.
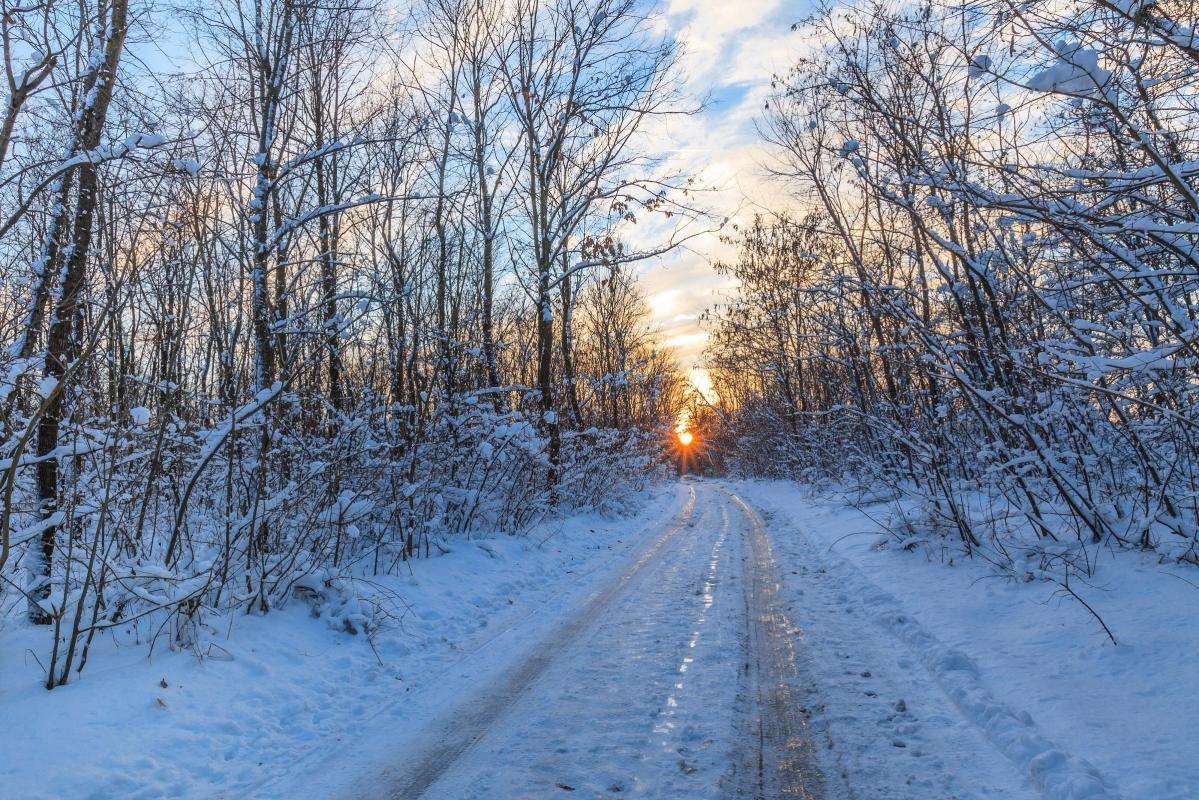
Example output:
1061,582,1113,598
536,267,559,497
32,0,129,623
559,261,582,426
470,62,502,402
432,73,460,401
311,71,344,417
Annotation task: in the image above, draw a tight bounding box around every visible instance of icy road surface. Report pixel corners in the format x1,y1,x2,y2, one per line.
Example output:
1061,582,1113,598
276,481,1110,800
325,483,823,799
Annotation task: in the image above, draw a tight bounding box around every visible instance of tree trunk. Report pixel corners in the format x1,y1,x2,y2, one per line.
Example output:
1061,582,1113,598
537,268,559,498
32,0,129,623
559,263,582,427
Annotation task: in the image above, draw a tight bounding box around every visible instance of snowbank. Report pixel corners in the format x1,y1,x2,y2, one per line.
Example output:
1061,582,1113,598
0,483,688,800
738,480,1199,800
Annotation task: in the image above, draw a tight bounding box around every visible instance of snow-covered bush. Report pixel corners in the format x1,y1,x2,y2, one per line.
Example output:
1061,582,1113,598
705,0,1199,585
0,0,690,689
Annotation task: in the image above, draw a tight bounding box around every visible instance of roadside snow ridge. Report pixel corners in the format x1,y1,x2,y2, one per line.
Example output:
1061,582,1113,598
824,546,1119,800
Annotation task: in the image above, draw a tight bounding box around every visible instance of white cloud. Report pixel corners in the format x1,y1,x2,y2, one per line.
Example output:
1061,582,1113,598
637,0,804,371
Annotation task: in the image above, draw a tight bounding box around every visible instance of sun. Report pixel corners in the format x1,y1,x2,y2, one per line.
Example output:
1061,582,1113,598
678,430,694,447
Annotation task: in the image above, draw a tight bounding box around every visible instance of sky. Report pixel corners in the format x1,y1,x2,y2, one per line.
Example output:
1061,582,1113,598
141,0,803,401
634,0,805,393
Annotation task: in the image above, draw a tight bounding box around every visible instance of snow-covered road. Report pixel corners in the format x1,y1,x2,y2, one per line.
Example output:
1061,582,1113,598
348,482,825,799
303,481,1098,800
335,480,1125,800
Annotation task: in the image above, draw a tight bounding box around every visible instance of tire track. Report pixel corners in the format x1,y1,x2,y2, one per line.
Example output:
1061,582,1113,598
728,490,824,800
378,484,700,799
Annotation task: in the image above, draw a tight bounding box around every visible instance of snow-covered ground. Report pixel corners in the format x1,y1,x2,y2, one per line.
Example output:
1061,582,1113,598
4,478,1194,800
0,484,691,800
740,479,1199,800
372,482,746,799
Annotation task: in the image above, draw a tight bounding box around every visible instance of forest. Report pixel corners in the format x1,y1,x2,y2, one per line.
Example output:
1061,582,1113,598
703,0,1199,617
2,0,1197,797
0,0,699,689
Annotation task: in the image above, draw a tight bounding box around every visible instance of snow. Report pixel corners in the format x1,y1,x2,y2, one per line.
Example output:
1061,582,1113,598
2,479,1193,799
172,158,201,176
0,484,689,800
1027,44,1111,96
735,480,1199,800
372,483,745,799
969,54,992,78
